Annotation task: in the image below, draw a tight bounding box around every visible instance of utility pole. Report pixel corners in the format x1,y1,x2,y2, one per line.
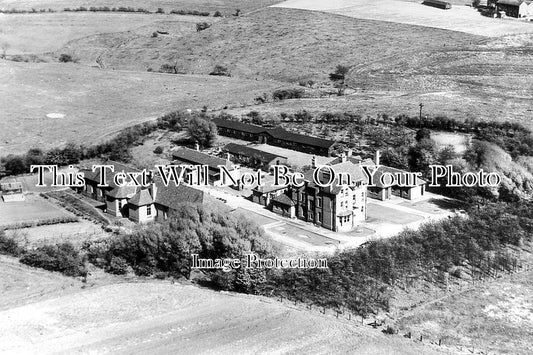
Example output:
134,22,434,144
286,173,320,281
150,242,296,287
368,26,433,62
419,103,424,129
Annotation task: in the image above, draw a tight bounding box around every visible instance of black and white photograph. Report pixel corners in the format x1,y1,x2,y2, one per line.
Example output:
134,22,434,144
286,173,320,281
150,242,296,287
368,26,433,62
1,0,532,353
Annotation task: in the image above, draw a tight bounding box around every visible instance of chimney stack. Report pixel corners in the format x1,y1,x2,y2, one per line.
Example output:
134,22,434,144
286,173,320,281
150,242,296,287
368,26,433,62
311,156,316,169
195,142,200,151
374,150,380,166
347,149,353,157
341,152,347,163
226,153,231,162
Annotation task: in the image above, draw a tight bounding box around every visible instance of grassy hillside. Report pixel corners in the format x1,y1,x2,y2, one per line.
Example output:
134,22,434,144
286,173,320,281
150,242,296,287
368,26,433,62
0,12,203,55
0,61,292,155
0,0,282,14
58,7,481,82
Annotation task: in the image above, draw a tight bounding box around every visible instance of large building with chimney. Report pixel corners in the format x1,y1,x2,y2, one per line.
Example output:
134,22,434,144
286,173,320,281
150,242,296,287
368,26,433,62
251,150,426,232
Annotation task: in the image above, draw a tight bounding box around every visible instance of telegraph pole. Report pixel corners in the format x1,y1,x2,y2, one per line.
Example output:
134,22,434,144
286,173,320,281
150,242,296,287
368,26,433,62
418,103,424,128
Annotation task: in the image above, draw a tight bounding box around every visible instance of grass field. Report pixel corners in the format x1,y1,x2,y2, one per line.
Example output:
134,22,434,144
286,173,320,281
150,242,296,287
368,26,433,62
0,278,448,354
5,219,107,247
57,7,480,82
0,0,282,14
0,13,202,55
396,267,533,354
274,0,533,37
0,194,73,225
0,61,291,155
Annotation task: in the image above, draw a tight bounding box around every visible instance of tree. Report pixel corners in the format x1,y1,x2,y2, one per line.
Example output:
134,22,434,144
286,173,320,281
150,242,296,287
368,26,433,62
415,128,431,142
329,65,350,96
187,116,218,148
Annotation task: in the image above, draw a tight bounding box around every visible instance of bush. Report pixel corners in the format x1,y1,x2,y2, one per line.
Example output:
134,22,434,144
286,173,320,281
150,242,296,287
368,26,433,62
153,146,164,154
187,115,218,148
213,10,222,17
58,54,74,63
106,256,129,275
20,242,85,277
272,88,304,101
209,65,230,77
0,230,24,256
151,32,158,38
196,22,211,32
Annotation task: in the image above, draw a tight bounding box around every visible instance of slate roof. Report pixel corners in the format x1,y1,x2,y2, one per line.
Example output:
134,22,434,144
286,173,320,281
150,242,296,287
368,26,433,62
153,178,204,210
263,127,336,149
82,161,140,188
496,0,522,5
129,189,154,207
223,143,287,163
173,148,233,170
212,118,266,134
371,166,426,188
213,118,336,150
107,185,139,199
272,194,295,206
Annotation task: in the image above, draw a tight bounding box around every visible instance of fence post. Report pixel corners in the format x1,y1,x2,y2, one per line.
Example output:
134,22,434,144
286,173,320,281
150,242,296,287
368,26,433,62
420,335,423,342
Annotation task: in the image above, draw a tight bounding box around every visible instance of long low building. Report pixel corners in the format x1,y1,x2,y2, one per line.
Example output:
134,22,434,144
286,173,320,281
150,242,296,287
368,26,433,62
222,143,288,171
213,118,339,156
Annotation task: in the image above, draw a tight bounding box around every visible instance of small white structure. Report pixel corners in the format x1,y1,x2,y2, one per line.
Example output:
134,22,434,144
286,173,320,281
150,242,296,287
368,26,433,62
0,179,24,202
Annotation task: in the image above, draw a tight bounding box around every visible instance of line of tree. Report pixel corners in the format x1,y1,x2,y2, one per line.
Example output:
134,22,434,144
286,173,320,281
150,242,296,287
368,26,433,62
259,200,532,315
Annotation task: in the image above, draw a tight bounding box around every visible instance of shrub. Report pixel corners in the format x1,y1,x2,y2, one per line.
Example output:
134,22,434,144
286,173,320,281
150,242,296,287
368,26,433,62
196,22,211,32
106,256,129,275
209,65,230,77
272,88,304,101
153,146,163,154
213,10,222,17
0,230,24,256
20,242,85,277
58,54,74,63
151,32,158,38
156,7,164,14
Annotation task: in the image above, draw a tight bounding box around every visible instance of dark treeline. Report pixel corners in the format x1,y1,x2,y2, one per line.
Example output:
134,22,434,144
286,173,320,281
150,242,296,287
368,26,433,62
260,201,532,315
0,7,212,15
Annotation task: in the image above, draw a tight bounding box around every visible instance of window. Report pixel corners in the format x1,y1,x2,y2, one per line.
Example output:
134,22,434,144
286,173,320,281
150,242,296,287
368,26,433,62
317,197,322,208
317,211,322,222
361,206,364,212
340,201,344,208
147,205,152,216
344,189,349,197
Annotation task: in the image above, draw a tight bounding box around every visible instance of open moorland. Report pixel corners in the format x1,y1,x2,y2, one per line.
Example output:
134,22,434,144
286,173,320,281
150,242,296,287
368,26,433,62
273,0,533,37
0,262,450,354
0,0,282,14
0,12,204,55
56,7,482,82
0,61,290,155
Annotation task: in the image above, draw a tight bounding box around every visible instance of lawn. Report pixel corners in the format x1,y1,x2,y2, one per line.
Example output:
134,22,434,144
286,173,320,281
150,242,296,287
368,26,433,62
0,194,72,225
0,61,291,155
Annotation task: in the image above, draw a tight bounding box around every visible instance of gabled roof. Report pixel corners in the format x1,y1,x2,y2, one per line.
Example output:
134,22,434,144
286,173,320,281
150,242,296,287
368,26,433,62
263,127,336,149
212,118,267,134
272,193,295,206
173,148,233,170
223,143,287,163
107,185,139,199
129,188,154,207
82,161,140,188
372,166,426,188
